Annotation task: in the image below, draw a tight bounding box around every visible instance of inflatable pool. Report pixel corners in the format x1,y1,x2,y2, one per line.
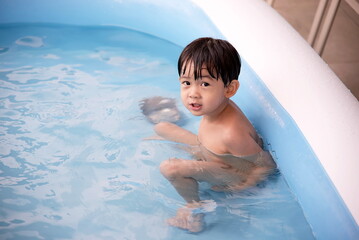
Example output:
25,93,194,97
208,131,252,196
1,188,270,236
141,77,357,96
0,0,358,239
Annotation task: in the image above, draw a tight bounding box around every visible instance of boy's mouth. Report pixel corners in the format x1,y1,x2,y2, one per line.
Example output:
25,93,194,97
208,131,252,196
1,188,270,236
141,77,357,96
190,103,202,111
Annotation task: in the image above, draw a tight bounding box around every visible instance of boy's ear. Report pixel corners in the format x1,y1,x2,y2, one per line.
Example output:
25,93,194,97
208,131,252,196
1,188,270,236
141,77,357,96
225,80,240,98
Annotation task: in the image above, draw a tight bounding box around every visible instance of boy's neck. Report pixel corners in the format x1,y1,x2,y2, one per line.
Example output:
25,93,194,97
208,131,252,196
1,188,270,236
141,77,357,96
203,99,231,122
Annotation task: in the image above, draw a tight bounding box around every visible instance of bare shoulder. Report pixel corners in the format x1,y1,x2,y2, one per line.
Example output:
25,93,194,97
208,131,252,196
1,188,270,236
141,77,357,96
222,103,262,155
225,102,254,134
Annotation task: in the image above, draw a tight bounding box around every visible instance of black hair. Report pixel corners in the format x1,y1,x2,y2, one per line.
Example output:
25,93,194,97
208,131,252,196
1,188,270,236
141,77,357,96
178,37,241,86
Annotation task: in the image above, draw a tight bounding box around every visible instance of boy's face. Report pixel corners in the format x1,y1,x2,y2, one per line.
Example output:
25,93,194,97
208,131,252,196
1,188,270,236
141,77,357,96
179,62,229,117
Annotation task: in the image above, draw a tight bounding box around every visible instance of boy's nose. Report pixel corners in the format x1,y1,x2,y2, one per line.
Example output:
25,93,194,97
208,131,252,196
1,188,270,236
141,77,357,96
189,87,200,98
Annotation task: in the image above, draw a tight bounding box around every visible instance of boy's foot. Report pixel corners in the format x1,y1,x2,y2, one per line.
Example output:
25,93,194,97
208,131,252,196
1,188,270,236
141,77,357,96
167,206,204,233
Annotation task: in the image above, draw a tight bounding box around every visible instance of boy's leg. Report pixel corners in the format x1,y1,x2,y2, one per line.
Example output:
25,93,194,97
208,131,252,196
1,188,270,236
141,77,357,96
160,158,246,196
160,158,203,232
165,169,201,203
160,158,245,232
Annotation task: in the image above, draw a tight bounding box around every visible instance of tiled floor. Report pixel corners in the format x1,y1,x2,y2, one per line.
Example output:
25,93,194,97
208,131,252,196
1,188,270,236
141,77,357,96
269,0,359,100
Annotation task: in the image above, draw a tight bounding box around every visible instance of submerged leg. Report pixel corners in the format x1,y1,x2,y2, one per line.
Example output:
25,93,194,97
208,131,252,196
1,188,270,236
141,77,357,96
160,158,246,232
160,158,204,232
160,158,201,203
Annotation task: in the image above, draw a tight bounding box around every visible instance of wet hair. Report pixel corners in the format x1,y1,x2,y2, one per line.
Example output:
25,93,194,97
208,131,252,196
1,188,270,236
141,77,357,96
178,37,241,86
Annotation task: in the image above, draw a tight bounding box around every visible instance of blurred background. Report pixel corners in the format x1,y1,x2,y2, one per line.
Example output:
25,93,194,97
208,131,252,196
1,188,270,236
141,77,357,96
265,0,359,100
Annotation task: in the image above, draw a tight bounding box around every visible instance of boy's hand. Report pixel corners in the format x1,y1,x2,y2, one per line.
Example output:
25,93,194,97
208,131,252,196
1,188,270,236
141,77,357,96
143,135,166,141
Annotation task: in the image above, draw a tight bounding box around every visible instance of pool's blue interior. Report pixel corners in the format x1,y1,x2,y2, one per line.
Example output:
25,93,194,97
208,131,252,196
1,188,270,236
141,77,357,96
0,23,316,240
0,0,358,239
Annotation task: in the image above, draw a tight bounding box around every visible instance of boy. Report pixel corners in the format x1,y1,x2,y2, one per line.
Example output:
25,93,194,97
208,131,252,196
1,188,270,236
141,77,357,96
154,37,276,232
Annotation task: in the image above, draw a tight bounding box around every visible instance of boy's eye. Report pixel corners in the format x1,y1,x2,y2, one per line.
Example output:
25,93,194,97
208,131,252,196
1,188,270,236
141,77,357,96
182,81,190,86
201,82,210,87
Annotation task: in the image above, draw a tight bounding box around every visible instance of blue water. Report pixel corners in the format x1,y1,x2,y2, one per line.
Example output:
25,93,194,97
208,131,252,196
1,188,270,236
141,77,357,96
0,24,315,240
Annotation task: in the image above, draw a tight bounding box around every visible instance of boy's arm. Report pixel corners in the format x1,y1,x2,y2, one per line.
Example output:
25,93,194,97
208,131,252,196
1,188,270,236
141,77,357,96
154,122,198,145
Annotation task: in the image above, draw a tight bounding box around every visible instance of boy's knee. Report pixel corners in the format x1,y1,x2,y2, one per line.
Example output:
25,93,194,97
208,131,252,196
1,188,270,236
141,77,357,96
160,158,181,180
